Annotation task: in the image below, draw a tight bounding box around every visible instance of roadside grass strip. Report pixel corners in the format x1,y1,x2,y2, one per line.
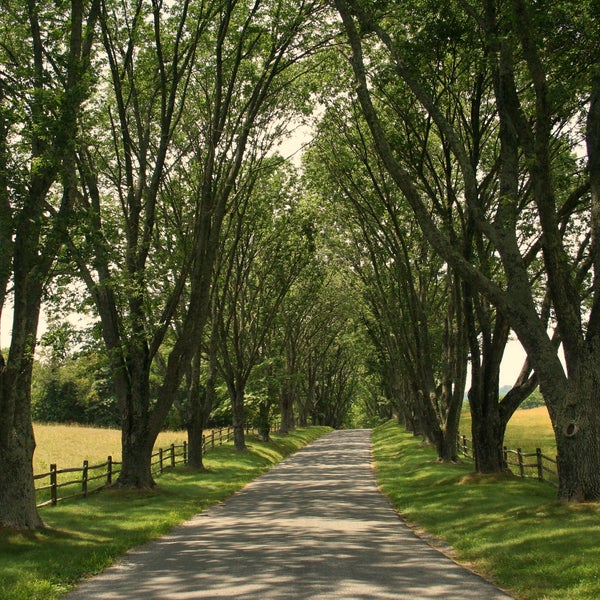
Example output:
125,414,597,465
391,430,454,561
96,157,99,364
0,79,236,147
0,427,331,600
373,420,600,600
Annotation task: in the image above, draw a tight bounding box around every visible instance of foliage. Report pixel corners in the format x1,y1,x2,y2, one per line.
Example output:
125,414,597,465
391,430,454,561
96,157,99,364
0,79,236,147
31,352,119,427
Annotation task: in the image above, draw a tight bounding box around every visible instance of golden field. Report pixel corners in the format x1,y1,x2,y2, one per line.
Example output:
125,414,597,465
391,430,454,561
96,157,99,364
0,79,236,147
32,423,188,474
459,405,557,456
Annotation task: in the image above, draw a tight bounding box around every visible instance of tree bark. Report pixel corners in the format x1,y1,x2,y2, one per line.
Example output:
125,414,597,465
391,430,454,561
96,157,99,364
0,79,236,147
231,384,247,452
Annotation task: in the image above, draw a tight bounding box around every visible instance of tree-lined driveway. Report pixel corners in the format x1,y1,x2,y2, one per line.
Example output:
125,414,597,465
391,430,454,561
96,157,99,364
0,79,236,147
66,430,513,599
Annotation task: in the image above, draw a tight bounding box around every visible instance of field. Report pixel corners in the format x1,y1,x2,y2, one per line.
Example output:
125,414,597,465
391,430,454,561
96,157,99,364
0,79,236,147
33,423,189,474
459,405,557,456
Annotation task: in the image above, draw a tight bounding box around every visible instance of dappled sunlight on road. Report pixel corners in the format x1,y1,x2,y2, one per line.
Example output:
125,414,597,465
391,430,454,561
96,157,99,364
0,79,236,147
66,430,513,599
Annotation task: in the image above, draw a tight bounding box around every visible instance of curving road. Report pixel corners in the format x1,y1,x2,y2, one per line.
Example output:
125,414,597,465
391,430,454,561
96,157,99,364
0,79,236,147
66,429,513,599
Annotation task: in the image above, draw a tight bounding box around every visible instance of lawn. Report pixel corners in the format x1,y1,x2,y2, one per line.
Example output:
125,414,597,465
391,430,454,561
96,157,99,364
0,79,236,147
374,420,600,600
0,426,331,600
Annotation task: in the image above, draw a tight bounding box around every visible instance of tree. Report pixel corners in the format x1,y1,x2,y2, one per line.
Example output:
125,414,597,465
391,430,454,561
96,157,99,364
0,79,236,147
213,160,313,450
334,0,600,500
0,0,99,529
69,0,326,486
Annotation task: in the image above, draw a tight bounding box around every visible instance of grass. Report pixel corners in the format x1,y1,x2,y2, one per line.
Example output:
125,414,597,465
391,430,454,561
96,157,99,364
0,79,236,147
0,426,331,600
374,420,600,600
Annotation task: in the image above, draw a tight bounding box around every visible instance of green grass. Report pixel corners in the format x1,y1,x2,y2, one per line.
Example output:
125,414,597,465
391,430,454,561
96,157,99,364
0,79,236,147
0,427,331,600
374,420,600,600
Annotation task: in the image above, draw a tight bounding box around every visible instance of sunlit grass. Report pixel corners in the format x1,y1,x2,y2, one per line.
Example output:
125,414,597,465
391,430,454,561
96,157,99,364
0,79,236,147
33,423,200,473
0,427,331,600
374,420,600,600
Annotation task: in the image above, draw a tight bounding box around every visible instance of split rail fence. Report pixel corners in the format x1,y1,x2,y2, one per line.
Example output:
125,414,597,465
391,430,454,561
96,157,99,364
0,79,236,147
457,433,559,487
34,425,258,508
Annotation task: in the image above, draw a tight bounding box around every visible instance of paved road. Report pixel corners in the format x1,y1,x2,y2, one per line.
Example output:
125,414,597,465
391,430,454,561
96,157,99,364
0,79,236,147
66,429,513,599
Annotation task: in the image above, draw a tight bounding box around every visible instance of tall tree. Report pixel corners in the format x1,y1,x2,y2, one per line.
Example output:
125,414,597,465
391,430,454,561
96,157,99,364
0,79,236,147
334,0,600,499
70,0,325,486
0,0,99,529
213,161,313,450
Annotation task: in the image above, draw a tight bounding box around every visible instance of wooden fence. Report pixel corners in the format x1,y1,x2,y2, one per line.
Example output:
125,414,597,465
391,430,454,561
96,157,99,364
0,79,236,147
35,426,254,508
457,433,559,487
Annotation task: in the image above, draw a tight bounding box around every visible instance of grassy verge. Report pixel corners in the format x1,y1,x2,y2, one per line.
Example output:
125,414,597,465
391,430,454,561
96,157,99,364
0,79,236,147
373,420,600,600
0,426,331,600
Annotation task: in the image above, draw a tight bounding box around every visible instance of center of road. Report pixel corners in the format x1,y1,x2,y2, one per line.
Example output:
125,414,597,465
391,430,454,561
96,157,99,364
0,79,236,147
67,429,513,599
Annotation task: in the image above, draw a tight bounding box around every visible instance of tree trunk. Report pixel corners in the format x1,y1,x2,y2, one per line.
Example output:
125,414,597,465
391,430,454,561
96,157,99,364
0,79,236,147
0,251,45,529
279,391,295,434
550,356,600,501
0,377,42,530
117,437,155,488
232,386,247,452
184,347,215,471
187,418,205,470
257,400,271,442
469,388,506,473
116,370,155,487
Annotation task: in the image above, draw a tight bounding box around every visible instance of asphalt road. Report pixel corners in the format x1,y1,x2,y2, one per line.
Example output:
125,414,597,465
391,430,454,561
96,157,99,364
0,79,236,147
65,429,514,599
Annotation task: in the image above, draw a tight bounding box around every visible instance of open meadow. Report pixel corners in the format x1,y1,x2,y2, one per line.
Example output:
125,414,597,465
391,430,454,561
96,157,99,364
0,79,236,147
33,423,189,474
459,405,556,456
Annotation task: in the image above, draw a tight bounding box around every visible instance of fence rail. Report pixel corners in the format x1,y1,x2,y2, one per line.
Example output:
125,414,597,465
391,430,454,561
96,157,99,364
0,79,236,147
457,433,559,487
35,425,256,508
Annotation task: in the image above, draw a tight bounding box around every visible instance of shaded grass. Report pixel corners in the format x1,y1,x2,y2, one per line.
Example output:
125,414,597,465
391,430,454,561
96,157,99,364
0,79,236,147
0,427,331,600
374,420,600,600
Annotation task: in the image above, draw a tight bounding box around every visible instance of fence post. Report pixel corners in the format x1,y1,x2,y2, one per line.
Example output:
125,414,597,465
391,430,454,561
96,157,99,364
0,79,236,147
462,435,468,456
159,448,164,473
211,430,215,449
50,464,57,506
171,444,175,468
536,448,544,481
517,448,525,478
107,456,113,485
183,441,187,465
82,460,89,497
219,428,223,445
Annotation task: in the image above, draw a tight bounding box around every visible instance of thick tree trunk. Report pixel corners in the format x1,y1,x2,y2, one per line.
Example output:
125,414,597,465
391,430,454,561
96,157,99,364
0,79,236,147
279,388,295,434
469,392,506,473
555,402,600,502
187,419,205,471
0,380,42,529
184,348,214,471
0,270,45,528
117,438,155,488
116,370,156,487
550,356,600,501
257,400,271,442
